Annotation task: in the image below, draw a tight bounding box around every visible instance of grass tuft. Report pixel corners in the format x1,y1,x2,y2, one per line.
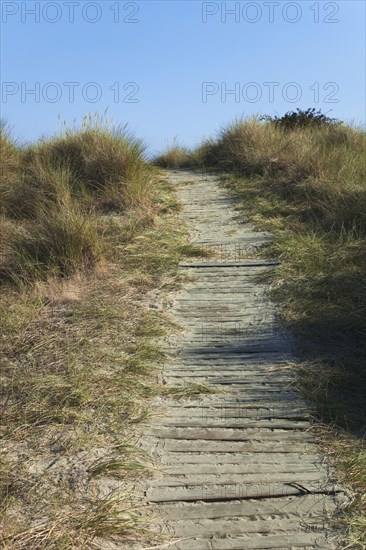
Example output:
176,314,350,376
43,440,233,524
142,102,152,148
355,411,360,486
153,138,194,169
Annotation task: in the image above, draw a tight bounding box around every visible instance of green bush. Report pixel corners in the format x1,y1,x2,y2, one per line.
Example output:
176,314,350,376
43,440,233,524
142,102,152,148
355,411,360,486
261,107,338,129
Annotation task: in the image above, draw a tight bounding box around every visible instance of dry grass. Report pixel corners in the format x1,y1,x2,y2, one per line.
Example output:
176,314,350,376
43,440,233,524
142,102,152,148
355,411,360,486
0,216,173,548
0,118,199,547
0,115,153,285
187,116,366,547
0,123,20,186
153,138,193,169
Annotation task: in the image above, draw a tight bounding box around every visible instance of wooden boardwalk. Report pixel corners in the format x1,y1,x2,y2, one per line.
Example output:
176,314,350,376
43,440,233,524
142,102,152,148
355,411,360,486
138,171,345,549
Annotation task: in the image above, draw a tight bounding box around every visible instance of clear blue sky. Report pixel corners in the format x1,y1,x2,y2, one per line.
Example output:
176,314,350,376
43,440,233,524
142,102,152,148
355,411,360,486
1,1,365,154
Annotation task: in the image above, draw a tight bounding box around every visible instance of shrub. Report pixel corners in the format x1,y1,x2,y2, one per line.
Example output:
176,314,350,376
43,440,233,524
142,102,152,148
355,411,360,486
261,107,339,129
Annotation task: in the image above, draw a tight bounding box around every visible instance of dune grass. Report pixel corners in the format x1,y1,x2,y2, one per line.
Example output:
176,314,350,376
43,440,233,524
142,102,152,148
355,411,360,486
0,117,200,547
182,115,366,547
153,138,194,169
0,115,153,286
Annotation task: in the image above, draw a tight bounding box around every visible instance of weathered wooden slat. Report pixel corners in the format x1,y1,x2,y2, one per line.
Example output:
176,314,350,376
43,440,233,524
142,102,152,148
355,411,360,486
158,397,307,407
149,427,315,441
179,260,280,268
163,533,331,549
159,419,311,430
152,470,328,487
167,517,332,538
160,463,323,476
168,373,293,382
160,452,320,465
155,494,337,520
147,481,340,503
159,407,310,420
163,439,318,454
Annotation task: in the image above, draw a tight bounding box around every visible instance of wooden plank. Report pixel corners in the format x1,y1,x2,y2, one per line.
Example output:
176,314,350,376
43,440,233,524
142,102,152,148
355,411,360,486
155,494,337,520
167,517,332,538
160,463,323,476
160,419,311,430
164,533,331,549
163,440,317,454
149,427,315,441
147,481,340,503
163,407,309,427
152,471,328,487
160,453,320,465
179,264,281,269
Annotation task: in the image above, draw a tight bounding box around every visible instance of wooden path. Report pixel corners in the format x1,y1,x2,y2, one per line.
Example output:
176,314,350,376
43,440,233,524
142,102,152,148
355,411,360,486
137,171,345,549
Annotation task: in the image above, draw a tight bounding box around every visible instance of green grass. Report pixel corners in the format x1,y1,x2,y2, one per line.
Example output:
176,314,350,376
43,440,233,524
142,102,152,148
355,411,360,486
183,116,366,547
